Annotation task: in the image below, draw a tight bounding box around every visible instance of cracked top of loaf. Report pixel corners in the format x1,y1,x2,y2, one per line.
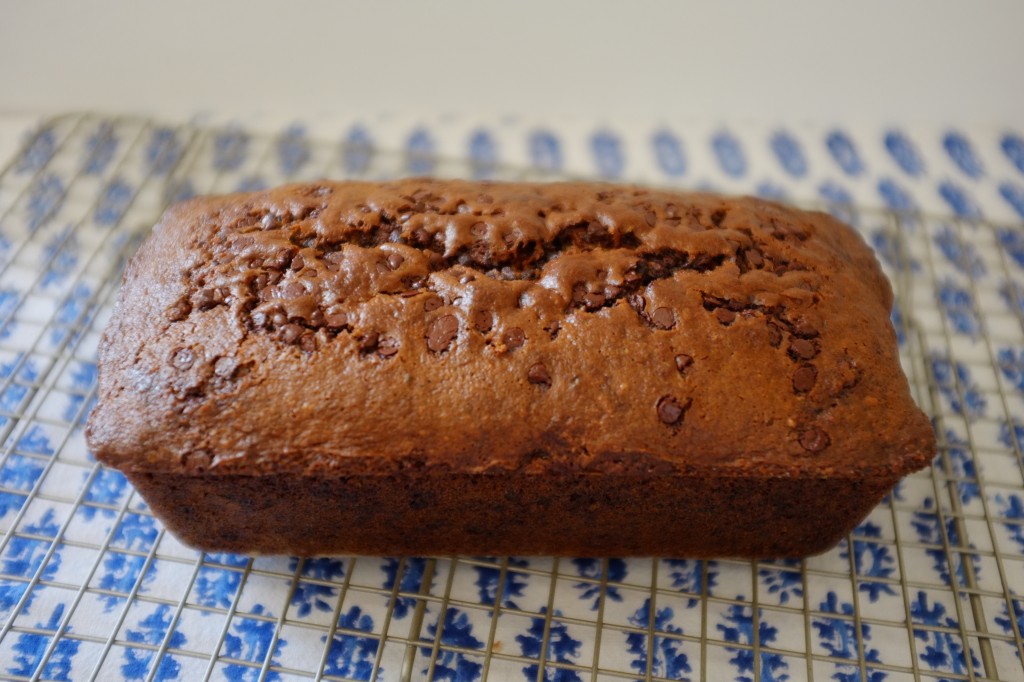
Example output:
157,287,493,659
86,180,935,478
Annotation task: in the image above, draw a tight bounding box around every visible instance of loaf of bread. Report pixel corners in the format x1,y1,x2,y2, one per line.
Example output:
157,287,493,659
86,180,934,557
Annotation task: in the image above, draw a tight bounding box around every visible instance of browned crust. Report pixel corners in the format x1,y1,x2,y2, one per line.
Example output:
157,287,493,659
85,180,934,556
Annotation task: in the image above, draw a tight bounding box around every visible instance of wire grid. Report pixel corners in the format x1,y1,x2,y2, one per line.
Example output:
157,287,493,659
0,113,1021,681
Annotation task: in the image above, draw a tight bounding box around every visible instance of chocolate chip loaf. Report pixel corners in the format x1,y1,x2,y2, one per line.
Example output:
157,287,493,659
85,180,934,557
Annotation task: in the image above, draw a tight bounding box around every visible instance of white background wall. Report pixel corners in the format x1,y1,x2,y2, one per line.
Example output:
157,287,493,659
1,0,1022,125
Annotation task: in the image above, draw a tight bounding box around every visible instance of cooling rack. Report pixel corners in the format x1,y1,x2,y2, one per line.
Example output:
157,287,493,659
0,113,1022,681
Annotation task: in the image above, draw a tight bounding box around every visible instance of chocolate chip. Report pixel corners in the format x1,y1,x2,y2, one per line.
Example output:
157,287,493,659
657,395,690,425
412,228,431,246
270,310,287,327
767,322,783,347
652,307,675,330
424,295,443,312
544,321,560,339
474,310,493,333
194,288,219,311
471,222,487,237
283,281,305,298
428,252,445,270
627,293,646,313
583,292,606,310
604,284,622,299
789,338,818,360
793,364,817,393
265,249,291,270
253,273,269,290
291,254,305,271
674,354,694,373
299,334,317,353
799,428,831,452
281,324,304,344
325,308,348,329
359,331,379,351
572,283,587,305
387,253,405,270
378,337,399,357
214,356,238,378
527,363,551,387
323,254,342,272
260,213,278,229
171,347,194,370
503,327,526,350
715,308,736,325
309,309,325,327
426,315,459,352
645,211,657,227
165,298,191,322
788,316,819,338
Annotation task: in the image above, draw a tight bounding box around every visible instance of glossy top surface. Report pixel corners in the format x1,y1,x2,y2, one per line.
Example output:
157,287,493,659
86,179,934,477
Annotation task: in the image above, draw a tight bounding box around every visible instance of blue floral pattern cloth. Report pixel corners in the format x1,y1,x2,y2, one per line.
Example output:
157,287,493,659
0,114,1022,680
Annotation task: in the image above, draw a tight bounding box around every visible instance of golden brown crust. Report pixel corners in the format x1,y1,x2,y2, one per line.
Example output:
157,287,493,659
87,180,933,486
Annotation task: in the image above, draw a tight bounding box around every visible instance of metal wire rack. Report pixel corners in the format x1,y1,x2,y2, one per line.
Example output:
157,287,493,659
0,113,1022,681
